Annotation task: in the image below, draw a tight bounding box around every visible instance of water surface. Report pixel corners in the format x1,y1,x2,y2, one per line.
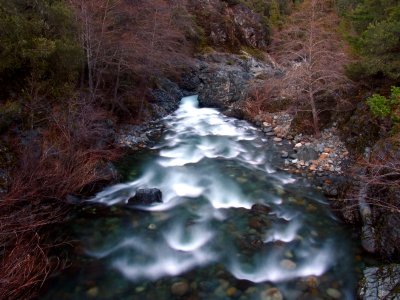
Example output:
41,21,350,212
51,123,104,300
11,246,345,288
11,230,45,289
43,96,358,299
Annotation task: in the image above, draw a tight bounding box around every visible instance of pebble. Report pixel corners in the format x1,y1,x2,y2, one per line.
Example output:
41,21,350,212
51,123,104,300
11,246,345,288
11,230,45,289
226,287,237,297
171,281,189,296
263,126,273,133
260,287,283,300
295,142,302,148
86,287,99,298
273,137,282,142
326,288,341,299
281,151,289,158
319,153,329,159
280,259,296,269
148,223,157,230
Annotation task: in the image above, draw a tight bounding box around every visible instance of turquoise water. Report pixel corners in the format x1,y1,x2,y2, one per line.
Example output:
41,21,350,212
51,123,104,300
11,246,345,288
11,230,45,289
42,96,359,299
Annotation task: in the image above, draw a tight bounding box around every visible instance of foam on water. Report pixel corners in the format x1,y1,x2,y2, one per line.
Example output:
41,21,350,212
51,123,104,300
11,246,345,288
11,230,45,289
84,95,356,299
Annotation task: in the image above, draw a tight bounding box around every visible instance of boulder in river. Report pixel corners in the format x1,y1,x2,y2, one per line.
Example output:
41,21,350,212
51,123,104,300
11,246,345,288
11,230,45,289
127,188,162,205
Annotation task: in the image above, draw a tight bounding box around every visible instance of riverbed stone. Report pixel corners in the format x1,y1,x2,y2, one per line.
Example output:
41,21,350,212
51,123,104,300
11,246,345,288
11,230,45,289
326,288,341,299
260,287,283,300
280,259,296,270
171,281,189,296
86,287,99,298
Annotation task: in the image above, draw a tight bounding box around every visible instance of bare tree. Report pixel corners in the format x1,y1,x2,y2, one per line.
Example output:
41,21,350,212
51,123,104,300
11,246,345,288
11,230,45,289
271,0,352,136
68,0,192,115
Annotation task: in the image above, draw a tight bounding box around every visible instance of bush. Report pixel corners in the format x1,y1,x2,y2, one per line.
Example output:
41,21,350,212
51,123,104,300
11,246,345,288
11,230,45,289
367,86,400,125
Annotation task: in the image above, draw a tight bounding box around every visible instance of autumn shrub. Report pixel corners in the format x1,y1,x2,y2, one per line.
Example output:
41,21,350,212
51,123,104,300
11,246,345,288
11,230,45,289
0,100,120,299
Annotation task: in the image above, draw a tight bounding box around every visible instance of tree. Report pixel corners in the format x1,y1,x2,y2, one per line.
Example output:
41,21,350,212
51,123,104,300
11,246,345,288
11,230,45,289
0,0,82,128
68,0,192,116
341,0,400,81
270,0,352,136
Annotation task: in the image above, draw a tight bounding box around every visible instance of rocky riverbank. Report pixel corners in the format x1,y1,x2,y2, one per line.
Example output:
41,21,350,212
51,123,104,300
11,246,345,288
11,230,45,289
112,50,400,299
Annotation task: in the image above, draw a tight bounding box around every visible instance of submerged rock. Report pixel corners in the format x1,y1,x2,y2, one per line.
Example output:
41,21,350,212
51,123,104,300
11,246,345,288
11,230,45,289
359,264,400,300
127,188,162,205
171,281,189,296
260,287,283,300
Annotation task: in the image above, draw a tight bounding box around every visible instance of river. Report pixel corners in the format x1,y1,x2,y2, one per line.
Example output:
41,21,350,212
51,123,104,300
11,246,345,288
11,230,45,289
43,95,359,299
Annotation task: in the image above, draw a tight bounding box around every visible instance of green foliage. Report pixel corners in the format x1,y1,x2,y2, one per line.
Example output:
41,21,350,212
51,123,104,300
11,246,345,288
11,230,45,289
0,0,82,99
341,0,400,80
367,86,400,125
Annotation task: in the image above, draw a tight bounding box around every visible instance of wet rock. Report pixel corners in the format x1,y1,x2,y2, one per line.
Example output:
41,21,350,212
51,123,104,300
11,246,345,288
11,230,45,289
260,287,283,300
326,288,341,299
359,264,400,300
281,151,289,158
171,281,189,296
251,204,272,214
295,143,303,148
226,287,237,297
280,259,296,270
86,287,99,298
127,188,162,205
150,78,184,118
273,137,282,142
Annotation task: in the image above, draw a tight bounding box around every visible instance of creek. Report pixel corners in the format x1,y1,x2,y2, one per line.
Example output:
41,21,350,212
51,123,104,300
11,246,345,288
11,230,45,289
43,96,360,299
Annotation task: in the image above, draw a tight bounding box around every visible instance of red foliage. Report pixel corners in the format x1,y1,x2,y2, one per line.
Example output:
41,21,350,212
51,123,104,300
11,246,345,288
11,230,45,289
0,100,120,299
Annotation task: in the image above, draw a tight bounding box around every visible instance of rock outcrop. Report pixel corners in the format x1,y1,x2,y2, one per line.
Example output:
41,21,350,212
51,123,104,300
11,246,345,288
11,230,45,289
359,264,400,300
186,52,276,112
189,0,270,49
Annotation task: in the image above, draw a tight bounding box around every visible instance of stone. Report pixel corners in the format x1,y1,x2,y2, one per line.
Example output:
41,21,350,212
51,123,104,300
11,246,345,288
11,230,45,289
260,287,283,300
127,188,162,205
263,126,273,133
226,287,237,297
326,288,341,299
295,143,303,148
359,264,400,300
309,165,317,171
263,122,271,127
86,287,99,298
280,259,296,270
305,276,319,288
148,223,157,230
281,151,289,158
273,137,282,142
297,146,319,162
171,281,189,296
319,153,329,160
251,204,272,213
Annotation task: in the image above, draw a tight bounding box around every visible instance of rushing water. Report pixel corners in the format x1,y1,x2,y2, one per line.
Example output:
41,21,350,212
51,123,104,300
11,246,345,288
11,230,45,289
43,96,359,299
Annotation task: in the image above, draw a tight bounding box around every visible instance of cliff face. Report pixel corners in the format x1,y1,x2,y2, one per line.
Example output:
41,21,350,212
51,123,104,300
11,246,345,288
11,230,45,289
188,0,270,50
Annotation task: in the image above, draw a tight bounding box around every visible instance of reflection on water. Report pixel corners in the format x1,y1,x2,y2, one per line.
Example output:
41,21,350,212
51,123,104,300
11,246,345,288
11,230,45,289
43,96,358,299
